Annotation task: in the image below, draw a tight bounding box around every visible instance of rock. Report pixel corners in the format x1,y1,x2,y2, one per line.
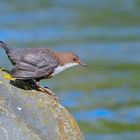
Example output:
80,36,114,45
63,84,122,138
0,69,83,140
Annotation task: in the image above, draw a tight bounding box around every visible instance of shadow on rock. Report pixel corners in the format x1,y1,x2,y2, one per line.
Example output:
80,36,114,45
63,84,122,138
10,79,37,90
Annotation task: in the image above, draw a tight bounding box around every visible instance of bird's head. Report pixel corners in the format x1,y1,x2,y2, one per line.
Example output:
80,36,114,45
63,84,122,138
56,52,87,68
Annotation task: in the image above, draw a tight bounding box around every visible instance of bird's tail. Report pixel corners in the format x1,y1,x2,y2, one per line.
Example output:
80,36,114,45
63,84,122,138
0,41,9,53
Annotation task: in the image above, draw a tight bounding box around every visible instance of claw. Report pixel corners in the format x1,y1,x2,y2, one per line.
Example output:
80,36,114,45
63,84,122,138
33,80,60,103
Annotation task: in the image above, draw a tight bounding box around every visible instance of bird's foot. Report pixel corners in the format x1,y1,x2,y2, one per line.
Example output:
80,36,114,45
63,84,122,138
38,86,60,103
33,80,60,103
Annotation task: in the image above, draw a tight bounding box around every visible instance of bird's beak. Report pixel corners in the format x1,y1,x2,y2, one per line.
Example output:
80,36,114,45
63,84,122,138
79,62,88,67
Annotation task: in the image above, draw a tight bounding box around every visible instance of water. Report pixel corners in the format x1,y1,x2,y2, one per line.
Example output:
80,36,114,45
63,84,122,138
0,0,140,140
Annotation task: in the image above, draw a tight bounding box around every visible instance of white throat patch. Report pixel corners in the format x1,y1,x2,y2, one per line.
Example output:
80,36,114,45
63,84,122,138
52,63,78,76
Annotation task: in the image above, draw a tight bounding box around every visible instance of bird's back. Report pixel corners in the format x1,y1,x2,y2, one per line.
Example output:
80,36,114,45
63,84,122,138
7,48,59,79
7,48,48,65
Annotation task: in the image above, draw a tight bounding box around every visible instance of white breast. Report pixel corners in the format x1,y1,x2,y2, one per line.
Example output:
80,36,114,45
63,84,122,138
52,63,78,76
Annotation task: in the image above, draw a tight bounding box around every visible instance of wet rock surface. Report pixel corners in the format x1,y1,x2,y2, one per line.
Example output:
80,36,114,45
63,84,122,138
0,70,83,140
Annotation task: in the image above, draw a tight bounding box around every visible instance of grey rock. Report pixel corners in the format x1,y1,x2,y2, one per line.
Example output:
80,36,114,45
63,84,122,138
0,69,83,140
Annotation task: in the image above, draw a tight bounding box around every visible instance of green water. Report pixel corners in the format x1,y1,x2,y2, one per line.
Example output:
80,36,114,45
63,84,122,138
0,0,140,140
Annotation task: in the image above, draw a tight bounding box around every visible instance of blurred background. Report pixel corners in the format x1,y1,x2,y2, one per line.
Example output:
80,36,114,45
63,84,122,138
0,0,140,140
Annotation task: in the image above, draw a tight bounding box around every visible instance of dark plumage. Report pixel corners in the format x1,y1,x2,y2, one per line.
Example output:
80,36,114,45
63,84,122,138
0,41,59,80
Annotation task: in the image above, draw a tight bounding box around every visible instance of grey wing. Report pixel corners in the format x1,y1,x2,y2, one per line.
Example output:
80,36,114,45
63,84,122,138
11,51,58,79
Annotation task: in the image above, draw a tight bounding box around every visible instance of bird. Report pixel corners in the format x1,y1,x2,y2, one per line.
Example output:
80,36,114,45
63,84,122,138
0,41,87,101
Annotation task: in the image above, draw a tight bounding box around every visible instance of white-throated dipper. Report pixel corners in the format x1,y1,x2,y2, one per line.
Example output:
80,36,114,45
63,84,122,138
0,41,87,101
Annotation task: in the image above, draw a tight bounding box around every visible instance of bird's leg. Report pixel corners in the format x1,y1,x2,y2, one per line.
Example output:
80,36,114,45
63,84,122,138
33,79,60,103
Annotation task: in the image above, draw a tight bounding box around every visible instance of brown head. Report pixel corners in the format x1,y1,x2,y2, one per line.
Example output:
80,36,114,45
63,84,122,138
55,52,87,67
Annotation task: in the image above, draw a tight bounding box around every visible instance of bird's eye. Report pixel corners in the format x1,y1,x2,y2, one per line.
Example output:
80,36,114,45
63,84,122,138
73,58,77,61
